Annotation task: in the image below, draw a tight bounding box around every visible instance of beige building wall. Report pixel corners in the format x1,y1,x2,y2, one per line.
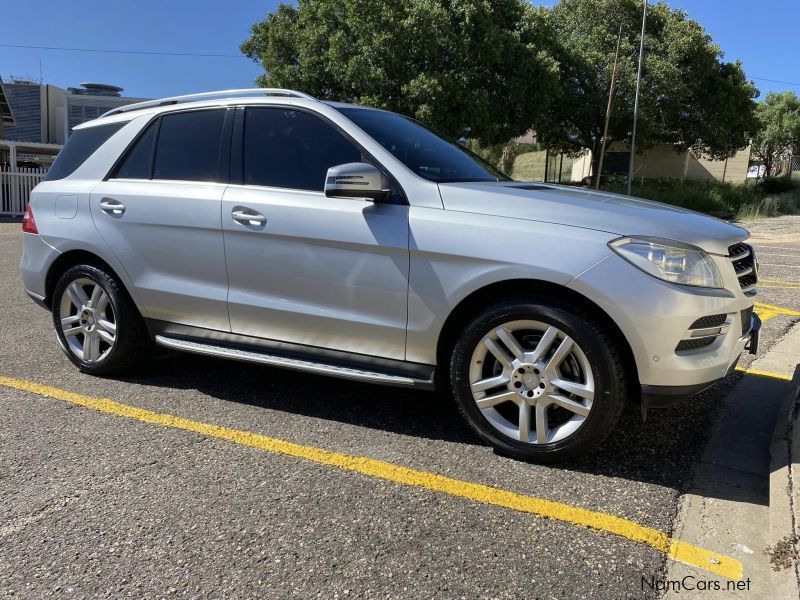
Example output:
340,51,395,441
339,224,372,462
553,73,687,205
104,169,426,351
570,143,752,184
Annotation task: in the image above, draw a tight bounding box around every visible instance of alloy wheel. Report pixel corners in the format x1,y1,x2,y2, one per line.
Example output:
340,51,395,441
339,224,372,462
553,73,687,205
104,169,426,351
58,277,117,364
468,320,595,445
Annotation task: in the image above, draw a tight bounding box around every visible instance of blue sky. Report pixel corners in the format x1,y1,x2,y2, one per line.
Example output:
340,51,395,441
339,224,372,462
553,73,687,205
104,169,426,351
1,0,798,100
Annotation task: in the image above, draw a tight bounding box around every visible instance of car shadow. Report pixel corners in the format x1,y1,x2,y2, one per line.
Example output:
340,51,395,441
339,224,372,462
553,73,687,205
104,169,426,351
119,352,737,496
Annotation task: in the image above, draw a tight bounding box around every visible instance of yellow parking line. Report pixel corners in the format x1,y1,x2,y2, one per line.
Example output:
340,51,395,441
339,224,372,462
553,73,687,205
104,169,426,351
735,366,792,381
760,285,800,291
0,375,743,581
759,279,800,285
754,301,800,316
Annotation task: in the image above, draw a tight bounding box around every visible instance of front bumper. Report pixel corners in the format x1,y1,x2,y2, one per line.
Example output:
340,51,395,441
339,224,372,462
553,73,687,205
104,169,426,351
640,312,760,409
568,251,760,399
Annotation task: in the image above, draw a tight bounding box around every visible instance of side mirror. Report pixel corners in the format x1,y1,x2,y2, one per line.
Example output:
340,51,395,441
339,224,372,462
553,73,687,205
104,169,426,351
324,162,389,202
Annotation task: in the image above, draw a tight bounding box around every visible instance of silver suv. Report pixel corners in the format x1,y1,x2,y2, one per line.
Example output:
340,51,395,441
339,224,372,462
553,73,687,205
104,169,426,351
20,89,760,461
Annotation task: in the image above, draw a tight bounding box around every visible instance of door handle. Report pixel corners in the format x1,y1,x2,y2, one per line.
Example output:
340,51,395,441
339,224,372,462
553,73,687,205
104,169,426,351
231,209,267,227
99,198,125,216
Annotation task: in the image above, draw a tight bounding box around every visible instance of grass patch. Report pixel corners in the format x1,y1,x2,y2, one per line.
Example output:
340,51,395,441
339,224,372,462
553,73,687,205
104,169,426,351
512,150,572,182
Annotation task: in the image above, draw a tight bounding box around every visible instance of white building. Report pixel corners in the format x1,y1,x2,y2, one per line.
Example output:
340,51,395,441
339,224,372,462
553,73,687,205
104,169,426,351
1,79,147,216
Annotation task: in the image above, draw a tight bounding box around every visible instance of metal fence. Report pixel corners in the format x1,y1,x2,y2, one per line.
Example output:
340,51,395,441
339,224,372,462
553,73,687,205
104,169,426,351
0,166,47,217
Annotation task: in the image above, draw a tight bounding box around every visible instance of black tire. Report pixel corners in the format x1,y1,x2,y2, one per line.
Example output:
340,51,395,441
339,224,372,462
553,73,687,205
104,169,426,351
449,296,627,462
52,264,151,375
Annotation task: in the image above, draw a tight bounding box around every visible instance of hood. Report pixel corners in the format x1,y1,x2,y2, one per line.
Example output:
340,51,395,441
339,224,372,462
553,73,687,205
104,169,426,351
437,182,748,255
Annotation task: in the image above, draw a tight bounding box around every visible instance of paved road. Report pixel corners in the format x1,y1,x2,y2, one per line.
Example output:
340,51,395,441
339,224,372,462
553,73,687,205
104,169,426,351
738,215,800,370
0,220,797,599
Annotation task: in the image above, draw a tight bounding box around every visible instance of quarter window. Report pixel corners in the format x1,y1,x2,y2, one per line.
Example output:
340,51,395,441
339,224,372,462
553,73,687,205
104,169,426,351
45,122,124,181
243,108,363,191
112,120,158,179
152,110,226,182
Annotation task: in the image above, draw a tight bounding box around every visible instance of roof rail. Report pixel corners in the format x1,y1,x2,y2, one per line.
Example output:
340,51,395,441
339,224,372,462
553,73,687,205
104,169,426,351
100,88,317,118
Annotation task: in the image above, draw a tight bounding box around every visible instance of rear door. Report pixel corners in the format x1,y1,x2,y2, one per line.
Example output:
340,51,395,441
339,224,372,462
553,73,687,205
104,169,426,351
91,108,232,332
221,106,410,359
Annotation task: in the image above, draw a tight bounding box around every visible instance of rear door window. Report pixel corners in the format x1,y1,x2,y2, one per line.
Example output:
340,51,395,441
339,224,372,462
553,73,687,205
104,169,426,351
45,122,124,181
152,109,226,182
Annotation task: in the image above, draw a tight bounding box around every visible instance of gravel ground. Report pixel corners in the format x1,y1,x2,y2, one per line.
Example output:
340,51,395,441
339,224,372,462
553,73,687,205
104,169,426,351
0,219,797,599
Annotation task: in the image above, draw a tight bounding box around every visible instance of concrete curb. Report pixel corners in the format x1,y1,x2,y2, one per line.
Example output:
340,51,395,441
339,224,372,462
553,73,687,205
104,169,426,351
769,364,800,596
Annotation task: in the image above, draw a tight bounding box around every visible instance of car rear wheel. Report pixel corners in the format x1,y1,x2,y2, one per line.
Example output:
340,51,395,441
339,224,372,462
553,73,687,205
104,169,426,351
449,297,627,462
52,264,150,375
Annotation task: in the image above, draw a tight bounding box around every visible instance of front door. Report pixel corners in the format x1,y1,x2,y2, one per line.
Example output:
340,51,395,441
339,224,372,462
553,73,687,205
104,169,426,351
222,107,409,359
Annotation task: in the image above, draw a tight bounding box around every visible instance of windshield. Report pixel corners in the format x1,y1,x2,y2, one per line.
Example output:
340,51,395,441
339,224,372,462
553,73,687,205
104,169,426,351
335,106,510,183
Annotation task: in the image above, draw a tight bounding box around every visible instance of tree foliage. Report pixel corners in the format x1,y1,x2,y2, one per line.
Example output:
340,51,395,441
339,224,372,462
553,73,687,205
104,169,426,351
537,0,759,175
241,0,557,145
750,91,800,178
242,0,760,175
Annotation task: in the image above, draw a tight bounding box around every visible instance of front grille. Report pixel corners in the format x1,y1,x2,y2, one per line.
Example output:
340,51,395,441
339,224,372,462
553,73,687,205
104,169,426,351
676,337,716,352
728,242,757,292
689,314,727,329
740,305,754,336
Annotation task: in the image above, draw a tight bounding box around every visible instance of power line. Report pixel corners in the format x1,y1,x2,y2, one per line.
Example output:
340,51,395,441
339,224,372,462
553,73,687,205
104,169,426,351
0,43,246,59
749,76,800,88
3,42,800,87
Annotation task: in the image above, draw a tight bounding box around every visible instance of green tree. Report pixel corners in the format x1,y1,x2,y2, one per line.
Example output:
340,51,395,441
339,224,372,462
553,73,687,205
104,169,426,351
241,0,557,144
537,0,759,178
750,91,800,178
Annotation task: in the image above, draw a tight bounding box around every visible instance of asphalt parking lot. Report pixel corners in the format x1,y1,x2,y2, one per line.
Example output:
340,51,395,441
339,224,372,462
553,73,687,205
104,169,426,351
1,218,798,599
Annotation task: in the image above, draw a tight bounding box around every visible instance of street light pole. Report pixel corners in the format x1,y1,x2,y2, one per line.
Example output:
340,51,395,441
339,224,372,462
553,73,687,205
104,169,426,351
627,0,648,196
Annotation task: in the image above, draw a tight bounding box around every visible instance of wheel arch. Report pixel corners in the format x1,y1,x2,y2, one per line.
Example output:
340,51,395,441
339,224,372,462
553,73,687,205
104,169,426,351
45,249,130,310
434,279,640,397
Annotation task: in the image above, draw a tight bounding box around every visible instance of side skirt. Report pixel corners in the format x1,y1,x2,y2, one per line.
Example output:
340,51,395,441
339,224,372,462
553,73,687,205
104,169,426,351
146,320,436,390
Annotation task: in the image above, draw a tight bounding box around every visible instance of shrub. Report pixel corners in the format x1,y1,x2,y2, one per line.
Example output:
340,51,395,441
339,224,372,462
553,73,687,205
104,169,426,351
602,177,760,215
758,176,796,194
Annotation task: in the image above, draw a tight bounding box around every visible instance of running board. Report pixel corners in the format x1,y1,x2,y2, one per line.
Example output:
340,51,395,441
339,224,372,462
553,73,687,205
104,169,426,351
154,335,434,388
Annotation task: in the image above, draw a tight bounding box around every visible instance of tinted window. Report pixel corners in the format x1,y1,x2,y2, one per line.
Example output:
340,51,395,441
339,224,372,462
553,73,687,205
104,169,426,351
45,122,124,181
112,120,159,179
336,107,509,183
243,108,362,191
153,110,225,181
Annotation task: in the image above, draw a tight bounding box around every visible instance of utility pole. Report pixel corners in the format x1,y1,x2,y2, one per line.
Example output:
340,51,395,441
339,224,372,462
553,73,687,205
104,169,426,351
596,25,624,190
627,0,648,196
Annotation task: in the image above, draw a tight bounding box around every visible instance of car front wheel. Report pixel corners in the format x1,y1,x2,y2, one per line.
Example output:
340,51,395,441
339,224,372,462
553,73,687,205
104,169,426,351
449,297,627,462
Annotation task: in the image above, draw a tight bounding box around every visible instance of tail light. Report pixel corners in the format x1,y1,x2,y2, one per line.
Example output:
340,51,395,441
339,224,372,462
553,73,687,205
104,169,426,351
22,204,38,234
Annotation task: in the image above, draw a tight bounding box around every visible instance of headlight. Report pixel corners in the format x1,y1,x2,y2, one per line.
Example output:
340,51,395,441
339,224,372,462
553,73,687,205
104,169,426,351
609,237,723,288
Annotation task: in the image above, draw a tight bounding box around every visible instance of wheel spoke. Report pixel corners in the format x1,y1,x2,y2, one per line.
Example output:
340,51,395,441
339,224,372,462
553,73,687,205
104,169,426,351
495,327,524,360
96,292,110,314
475,390,517,409
97,318,116,335
470,373,510,393
483,337,512,369
547,393,591,416
61,314,80,327
530,326,558,363
67,282,89,308
535,403,549,443
547,336,574,371
63,325,83,338
97,329,115,345
550,377,594,400
83,334,100,362
88,284,103,308
518,401,531,442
